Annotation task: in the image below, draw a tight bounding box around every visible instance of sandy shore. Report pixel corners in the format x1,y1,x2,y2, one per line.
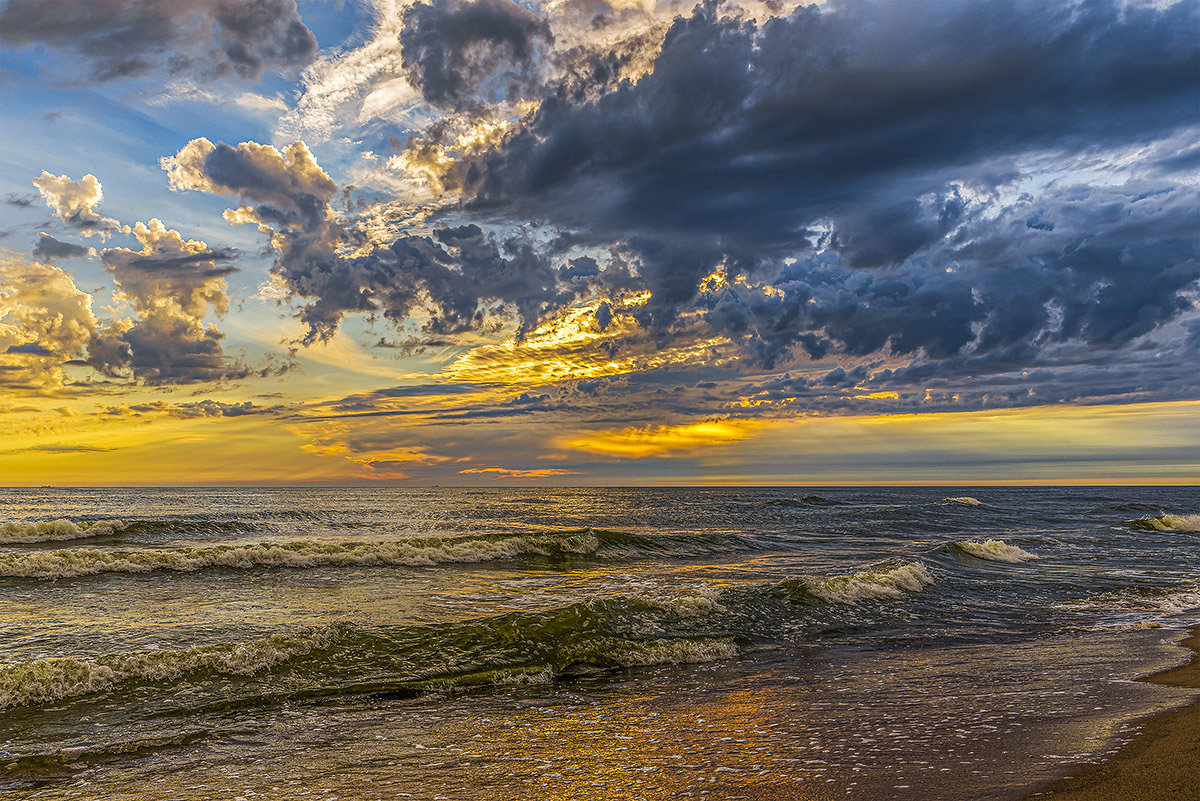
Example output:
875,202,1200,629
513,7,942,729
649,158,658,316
1024,626,1200,800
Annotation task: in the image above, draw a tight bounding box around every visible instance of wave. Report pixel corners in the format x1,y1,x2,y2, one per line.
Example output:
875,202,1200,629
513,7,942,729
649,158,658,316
1123,514,1200,532
0,519,129,544
765,495,841,507
1107,501,1160,512
0,627,341,710
774,561,935,604
0,559,934,712
952,539,1038,563
0,593,740,712
941,496,982,506
0,529,750,580
0,517,269,545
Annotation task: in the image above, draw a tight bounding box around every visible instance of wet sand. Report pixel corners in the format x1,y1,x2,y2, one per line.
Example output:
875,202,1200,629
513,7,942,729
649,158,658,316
1025,626,1200,801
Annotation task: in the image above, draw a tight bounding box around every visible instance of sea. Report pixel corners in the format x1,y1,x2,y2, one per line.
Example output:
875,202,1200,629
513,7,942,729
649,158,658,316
0,486,1197,800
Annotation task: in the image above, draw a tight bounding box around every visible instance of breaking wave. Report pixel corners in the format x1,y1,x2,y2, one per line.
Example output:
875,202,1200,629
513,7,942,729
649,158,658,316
953,539,1039,563
1123,514,1200,532
0,519,129,544
774,561,935,604
0,559,938,712
0,627,340,709
0,517,268,544
941,496,982,506
0,529,751,580
0,594,740,712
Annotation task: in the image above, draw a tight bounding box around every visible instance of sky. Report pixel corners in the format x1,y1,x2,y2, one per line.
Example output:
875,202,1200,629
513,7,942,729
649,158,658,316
0,0,1197,486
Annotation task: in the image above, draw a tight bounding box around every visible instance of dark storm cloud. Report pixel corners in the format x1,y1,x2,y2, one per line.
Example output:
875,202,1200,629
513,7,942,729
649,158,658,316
472,0,1197,239
400,0,553,110
32,234,90,262
465,0,1199,337
0,0,317,81
162,0,1197,414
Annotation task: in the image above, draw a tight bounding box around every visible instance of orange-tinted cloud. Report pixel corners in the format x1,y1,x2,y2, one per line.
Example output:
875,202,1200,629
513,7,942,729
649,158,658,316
562,419,766,458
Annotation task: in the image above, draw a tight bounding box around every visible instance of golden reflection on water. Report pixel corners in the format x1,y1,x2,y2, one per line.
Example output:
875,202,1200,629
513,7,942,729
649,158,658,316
431,683,841,801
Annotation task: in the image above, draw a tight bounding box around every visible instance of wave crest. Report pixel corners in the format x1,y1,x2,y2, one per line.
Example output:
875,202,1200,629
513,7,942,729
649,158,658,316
778,561,935,604
0,532,604,579
953,539,1038,563
0,528,754,580
1124,514,1200,532
0,519,128,544
0,594,740,711
941,496,982,506
0,627,340,710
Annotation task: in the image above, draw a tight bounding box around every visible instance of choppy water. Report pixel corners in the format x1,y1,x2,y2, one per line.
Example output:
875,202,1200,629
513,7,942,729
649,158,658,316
0,486,1197,800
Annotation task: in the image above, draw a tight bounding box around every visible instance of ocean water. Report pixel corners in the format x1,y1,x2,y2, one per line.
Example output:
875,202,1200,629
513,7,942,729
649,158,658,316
0,486,1197,800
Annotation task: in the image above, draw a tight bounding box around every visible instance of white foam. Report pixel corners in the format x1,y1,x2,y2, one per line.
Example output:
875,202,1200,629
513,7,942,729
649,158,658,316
941,496,982,506
0,531,603,579
954,539,1039,563
1058,588,1200,619
0,519,127,544
610,638,740,667
649,587,728,617
802,561,935,604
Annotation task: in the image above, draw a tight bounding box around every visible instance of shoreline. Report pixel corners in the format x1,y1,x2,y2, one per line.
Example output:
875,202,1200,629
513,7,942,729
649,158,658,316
1023,625,1200,800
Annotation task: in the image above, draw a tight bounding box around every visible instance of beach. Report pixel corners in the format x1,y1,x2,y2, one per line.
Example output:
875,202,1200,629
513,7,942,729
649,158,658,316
1025,626,1200,801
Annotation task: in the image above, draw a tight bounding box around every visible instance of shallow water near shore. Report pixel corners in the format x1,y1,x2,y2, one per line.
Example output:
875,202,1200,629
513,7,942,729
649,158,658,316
1,486,1197,799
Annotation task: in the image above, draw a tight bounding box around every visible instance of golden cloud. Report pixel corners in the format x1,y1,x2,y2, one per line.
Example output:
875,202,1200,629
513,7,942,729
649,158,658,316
561,418,765,458
458,467,581,478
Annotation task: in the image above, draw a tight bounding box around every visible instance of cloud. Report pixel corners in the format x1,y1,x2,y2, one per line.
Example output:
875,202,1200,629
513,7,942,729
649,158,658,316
163,137,630,344
31,234,91,262
0,0,317,81
275,0,422,144
457,466,580,477
0,256,99,390
95,219,247,383
459,0,1198,350
400,0,553,111
31,172,124,237
21,168,253,386
102,399,282,418
0,443,115,454
136,0,1199,426
562,418,764,458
